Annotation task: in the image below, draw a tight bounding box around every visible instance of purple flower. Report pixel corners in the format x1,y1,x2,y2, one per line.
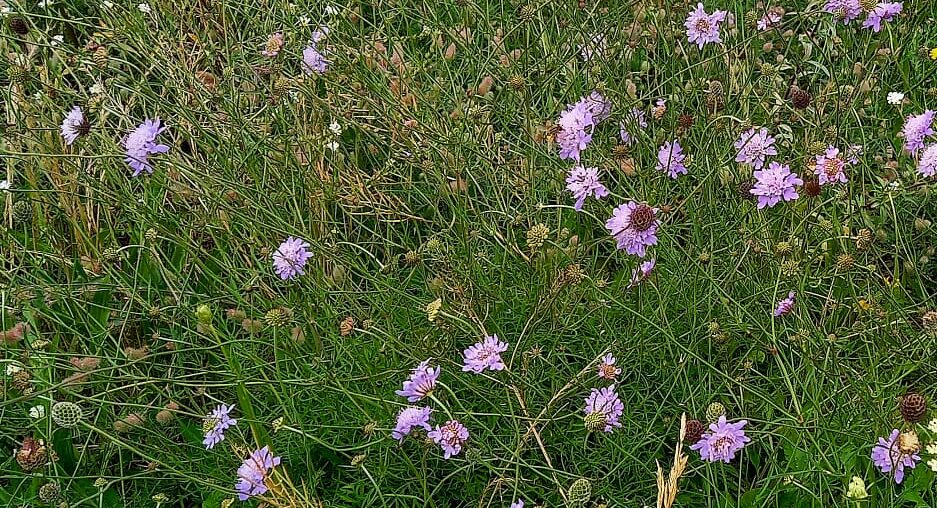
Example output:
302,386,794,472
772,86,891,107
597,353,621,380
235,445,281,501
302,44,328,74
566,166,609,211
60,106,86,145
203,403,237,449
556,101,594,161
605,201,659,258
863,2,902,32
685,3,728,49
510,501,525,508
871,429,921,484
584,385,624,433
428,419,469,459
579,33,607,62
123,118,169,176
392,406,432,441
272,236,313,280
918,144,937,177
462,335,508,373
901,110,936,155
619,107,648,146
774,291,796,316
846,144,863,165
814,146,848,185
689,416,751,463
823,0,862,23
757,11,781,30
629,258,656,287
395,359,440,402
583,90,612,124
734,127,777,169
751,162,802,209
656,140,688,178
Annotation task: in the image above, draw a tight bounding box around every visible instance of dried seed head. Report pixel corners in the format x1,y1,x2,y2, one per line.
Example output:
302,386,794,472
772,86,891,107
923,310,937,336
803,178,821,197
568,478,592,504
16,438,48,471
789,87,812,109
835,253,855,272
855,228,873,250
898,430,921,454
51,402,83,428
584,411,606,432
38,482,60,503
900,392,927,423
678,113,694,131
685,419,704,443
526,223,550,250
339,316,355,336
264,307,290,327
508,74,525,90
705,401,726,423
8,15,29,36
630,204,656,232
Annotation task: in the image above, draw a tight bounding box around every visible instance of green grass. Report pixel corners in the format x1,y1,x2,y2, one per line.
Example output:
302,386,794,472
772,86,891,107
2,0,937,506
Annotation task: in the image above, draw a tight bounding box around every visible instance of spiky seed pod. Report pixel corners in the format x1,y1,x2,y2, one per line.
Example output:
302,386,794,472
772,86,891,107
12,369,30,390
584,411,606,432
775,241,792,257
51,402,83,428
817,217,834,234
743,10,759,28
8,15,29,36
678,113,694,131
855,228,873,251
155,402,178,425
612,143,630,161
835,253,855,272
508,74,525,91
16,438,47,471
698,251,711,263
526,223,550,250
789,87,811,109
685,419,704,443
403,250,421,265
736,181,755,200
362,421,377,437
808,140,827,155
12,200,31,224
92,46,108,68
705,401,726,423
8,64,29,84
273,77,290,97
914,217,931,232
39,482,61,503
350,454,366,467
803,178,821,197
781,259,801,278
900,392,927,423
568,478,592,505
264,307,289,327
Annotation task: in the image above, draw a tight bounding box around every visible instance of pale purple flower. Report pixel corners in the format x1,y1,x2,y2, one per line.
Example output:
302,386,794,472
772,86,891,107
862,2,902,32
918,144,937,177
619,107,648,146
605,201,659,258
556,101,594,161
846,144,863,165
302,44,328,74
734,127,777,169
60,106,86,145
597,353,621,380
690,416,751,463
751,161,802,209
871,429,921,484
901,110,935,155
685,3,728,49
392,406,432,441
124,118,169,176
814,146,848,185
583,90,612,124
272,236,313,280
823,0,862,24
656,140,687,178
428,419,469,459
203,403,237,449
629,258,656,287
566,166,609,210
312,26,329,43
579,33,607,62
510,501,525,508
757,11,781,30
395,359,440,402
261,32,285,57
584,385,624,433
774,291,796,316
462,335,508,373
235,445,281,501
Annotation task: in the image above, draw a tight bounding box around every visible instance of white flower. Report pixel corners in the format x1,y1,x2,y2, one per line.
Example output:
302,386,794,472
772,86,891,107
5,363,23,376
29,405,45,419
324,4,339,15
887,91,904,105
51,34,64,46
329,120,342,136
0,180,10,192
929,418,937,434
102,0,114,7
1,6,12,15
90,82,105,95
37,0,53,7
137,2,151,13
298,15,311,26
325,140,339,151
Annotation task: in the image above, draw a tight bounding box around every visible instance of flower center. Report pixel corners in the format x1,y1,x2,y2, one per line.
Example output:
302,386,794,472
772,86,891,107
599,364,618,378
712,436,734,455
823,158,844,179
630,204,656,232
696,18,711,32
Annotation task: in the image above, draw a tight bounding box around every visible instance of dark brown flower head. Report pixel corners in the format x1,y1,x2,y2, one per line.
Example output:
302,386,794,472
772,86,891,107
803,177,821,197
630,204,656,232
900,392,927,423
8,15,29,36
678,113,694,131
685,419,704,443
736,180,755,200
790,87,812,109
16,437,47,471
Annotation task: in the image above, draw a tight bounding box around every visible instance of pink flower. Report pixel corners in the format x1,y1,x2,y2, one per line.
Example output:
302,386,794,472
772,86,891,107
690,416,751,463
734,127,777,169
566,166,609,211
584,385,624,433
392,406,432,441
605,202,660,258
871,429,921,484
862,2,902,32
901,110,935,155
597,353,621,380
823,0,862,24
751,162,802,209
428,419,469,459
918,144,937,177
685,3,728,49
656,140,688,178
629,259,656,287
462,335,508,373
814,146,848,185
395,359,440,402
774,291,795,316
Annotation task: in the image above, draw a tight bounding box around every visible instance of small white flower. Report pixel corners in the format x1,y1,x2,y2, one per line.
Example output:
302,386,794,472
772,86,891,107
887,91,904,105
90,82,105,95
37,0,53,7
325,140,339,151
1,6,12,15
29,405,45,419
5,363,23,376
329,120,342,136
324,4,339,15
0,180,10,192
929,418,937,434
298,15,311,26
50,34,64,46
137,2,151,13
32,91,43,101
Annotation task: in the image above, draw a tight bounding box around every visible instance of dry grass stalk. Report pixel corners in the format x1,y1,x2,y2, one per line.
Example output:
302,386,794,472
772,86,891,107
656,413,689,508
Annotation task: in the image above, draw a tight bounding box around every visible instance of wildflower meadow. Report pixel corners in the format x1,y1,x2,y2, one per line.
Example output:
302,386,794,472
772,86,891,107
2,0,937,506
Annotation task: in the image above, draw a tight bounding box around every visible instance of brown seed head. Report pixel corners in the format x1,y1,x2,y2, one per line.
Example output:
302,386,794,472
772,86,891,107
629,204,656,231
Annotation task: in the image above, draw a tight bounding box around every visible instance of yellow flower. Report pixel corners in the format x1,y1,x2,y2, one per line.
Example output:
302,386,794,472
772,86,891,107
930,48,937,61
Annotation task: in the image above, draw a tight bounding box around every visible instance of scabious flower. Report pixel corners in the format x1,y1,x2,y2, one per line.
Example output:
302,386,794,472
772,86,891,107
583,90,612,123
901,110,936,155
584,385,624,433
757,11,781,30
272,237,313,280
656,140,687,178
61,106,87,145
619,107,648,146
556,101,594,162
690,416,751,463
685,3,728,49
774,291,795,316
302,31,329,74
629,258,656,287
203,404,237,449
235,446,281,501
566,166,609,211
510,501,525,508
734,127,777,169
261,32,285,57
871,429,921,484
863,2,902,32
428,419,469,459
392,406,432,441
124,118,169,176
605,202,659,258
918,144,937,177
814,146,848,185
579,33,607,62
751,162,802,209
462,335,508,373
395,359,440,402
823,0,862,24
597,353,621,380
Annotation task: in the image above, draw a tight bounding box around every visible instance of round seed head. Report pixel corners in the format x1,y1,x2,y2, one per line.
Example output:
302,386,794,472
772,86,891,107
705,401,726,423
39,482,61,503
630,204,656,232
51,401,83,428
900,392,927,423
584,411,607,432
568,478,592,504
790,87,812,109
685,419,704,443
8,15,29,36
